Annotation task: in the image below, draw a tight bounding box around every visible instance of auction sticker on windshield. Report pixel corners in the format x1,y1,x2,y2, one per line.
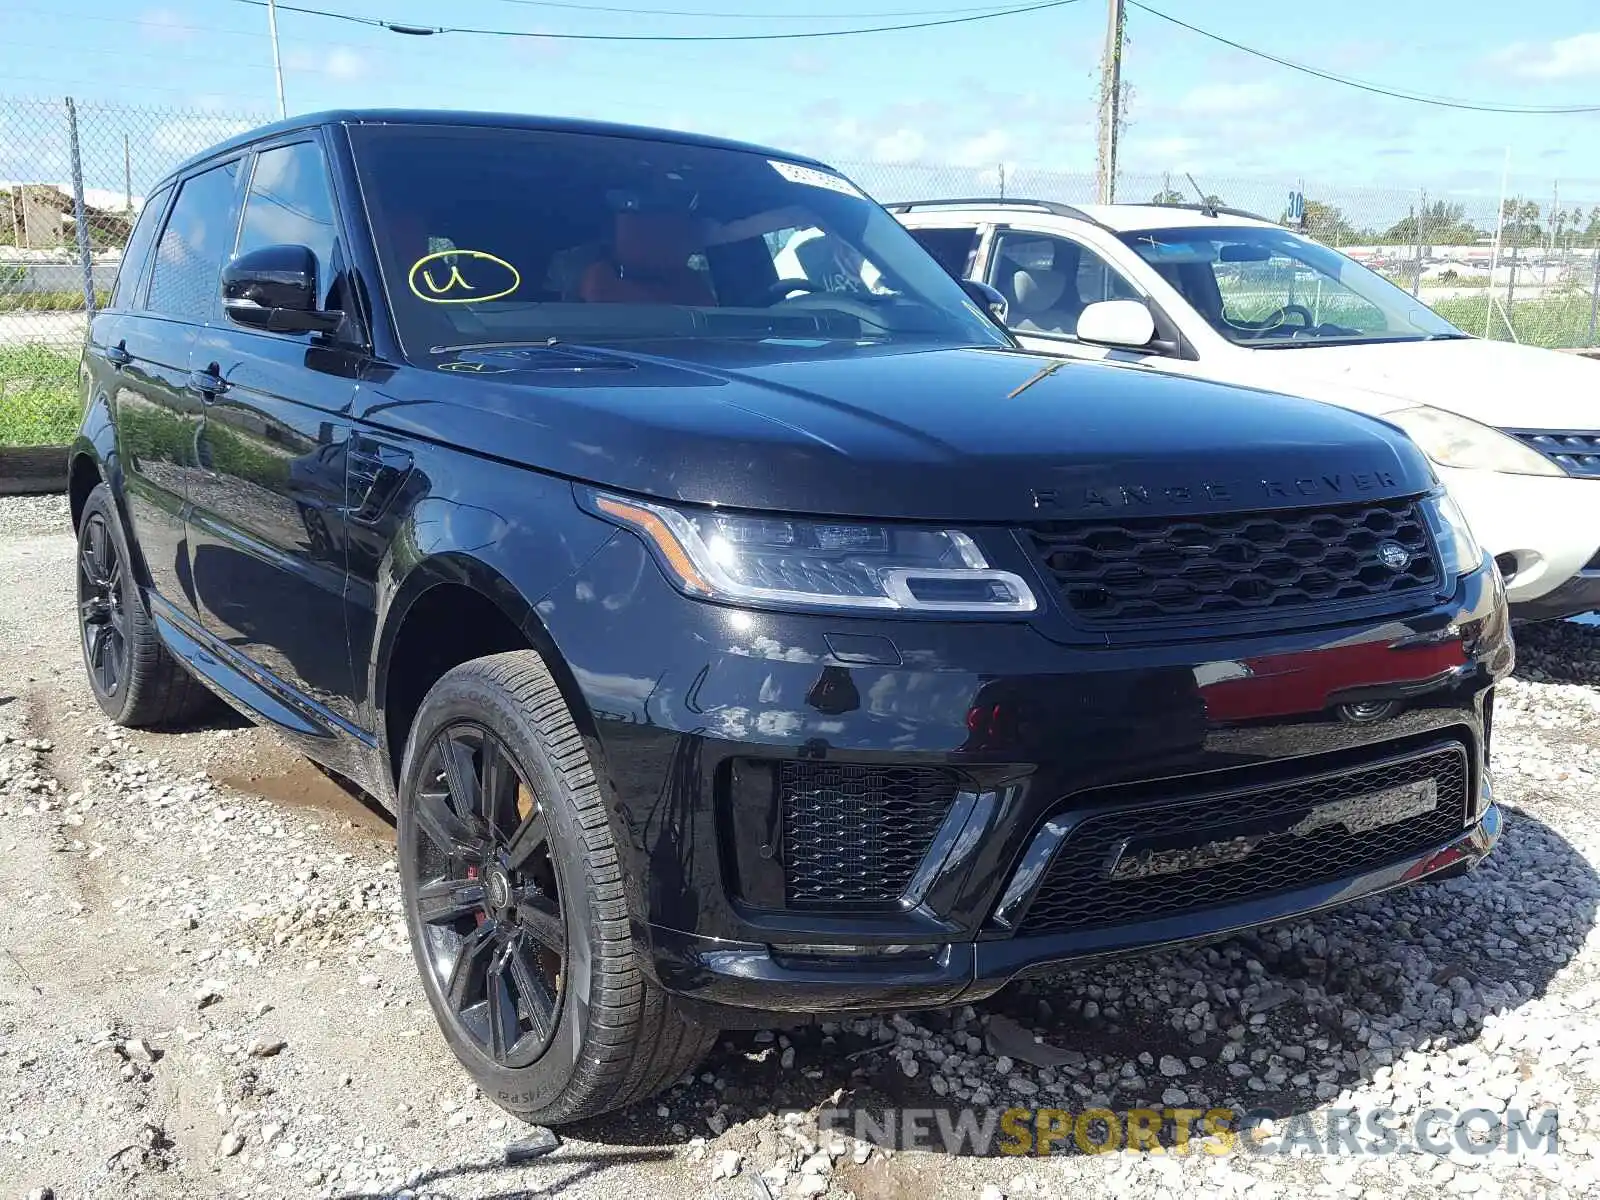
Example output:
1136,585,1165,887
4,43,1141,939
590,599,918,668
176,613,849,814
769,160,864,198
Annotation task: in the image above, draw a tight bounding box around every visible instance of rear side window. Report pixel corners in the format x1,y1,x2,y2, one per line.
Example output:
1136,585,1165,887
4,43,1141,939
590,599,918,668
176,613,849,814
236,140,341,308
906,227,979,279
110,184,172,310
147,160,240,323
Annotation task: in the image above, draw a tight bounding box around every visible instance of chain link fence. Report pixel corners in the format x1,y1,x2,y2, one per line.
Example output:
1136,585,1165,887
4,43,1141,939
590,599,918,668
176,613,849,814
2,94,1596,446
1,96,265,446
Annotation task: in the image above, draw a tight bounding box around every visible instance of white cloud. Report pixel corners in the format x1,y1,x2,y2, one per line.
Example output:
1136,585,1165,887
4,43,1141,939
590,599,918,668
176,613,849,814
787,51,827,76
138,8,193,44
951,129,1013,168
1134,135,1202,169
324,48,366,81
871,128,927,163
1494,31,1600,79
283,48,368,82
1177,81,1282,116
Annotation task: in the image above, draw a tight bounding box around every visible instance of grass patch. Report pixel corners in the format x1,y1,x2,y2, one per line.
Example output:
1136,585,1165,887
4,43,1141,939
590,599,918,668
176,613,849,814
0,290,110,313
1432,294,1600,349
0,345,81,446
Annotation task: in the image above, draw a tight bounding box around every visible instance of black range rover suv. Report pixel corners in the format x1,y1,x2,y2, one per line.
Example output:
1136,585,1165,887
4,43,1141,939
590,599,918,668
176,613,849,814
68,110,1510,1124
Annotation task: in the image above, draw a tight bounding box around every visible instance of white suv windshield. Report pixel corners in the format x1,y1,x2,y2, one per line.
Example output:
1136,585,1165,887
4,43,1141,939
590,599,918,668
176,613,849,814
1119,225,1466,347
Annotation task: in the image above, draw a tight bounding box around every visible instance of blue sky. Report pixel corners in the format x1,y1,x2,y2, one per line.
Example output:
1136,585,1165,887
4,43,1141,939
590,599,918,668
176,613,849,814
3,0,1598,210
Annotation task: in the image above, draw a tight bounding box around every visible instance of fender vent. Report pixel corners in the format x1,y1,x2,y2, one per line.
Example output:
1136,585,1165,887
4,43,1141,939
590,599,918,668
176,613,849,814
345,435,412,524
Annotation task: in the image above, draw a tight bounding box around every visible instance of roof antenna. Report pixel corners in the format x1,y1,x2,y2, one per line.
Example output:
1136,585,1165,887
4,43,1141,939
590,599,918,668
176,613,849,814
1184,172,1217,218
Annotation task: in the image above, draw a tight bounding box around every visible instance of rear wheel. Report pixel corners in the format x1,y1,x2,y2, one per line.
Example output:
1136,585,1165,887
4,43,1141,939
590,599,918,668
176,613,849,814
397,650,716,1124
76,484,213,727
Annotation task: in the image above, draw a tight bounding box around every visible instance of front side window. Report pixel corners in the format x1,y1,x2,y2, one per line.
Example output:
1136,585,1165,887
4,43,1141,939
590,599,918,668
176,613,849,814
236,140,341,309
147,160,240,323
110,183,172,310
905,226,980,279
987,230,1141,337
1120,225,1464,346
347,124,1006,358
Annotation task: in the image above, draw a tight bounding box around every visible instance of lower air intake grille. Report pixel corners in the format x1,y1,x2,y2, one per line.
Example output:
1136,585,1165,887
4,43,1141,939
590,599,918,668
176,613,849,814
781,763,958,907
1512,431,1600,478
1025,497,1440,626
1017,742,1469,936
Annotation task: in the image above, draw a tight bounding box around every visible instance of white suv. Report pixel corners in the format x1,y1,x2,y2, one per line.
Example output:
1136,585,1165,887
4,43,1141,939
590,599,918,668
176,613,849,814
891,198,1600,620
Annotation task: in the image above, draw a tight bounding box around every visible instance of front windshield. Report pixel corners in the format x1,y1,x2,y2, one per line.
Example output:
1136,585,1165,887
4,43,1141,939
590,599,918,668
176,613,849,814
1118,225,1466,347
348,124,1006,358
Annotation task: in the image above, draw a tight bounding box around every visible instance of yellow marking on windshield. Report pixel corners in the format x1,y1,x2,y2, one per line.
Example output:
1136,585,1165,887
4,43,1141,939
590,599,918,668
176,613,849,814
407,250,521,304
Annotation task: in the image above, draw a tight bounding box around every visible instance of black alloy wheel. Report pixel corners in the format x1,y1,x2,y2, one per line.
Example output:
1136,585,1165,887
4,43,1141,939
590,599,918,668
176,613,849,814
411,722,566,1069
397,651,716,1124
73,483,216,727
77,510,129,701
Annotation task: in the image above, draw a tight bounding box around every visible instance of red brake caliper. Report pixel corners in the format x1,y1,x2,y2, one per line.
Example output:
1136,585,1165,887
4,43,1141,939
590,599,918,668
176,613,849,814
465,864,486,926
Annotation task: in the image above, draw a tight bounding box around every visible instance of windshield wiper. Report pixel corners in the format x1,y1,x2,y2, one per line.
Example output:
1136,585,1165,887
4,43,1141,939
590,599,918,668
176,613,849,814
1253,334,1429,349
430,337,650,355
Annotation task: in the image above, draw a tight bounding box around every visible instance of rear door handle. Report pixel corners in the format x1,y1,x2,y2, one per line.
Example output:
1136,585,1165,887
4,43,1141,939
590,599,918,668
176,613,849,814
187,368,230,397
105,342,131,367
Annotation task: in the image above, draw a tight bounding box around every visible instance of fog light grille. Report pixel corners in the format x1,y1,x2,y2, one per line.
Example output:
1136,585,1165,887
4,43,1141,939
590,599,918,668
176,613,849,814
780,763,958,907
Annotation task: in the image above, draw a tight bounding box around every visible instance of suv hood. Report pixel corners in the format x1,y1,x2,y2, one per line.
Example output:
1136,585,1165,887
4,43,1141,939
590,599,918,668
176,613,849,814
1246,337,1600,431
364,341,1433,521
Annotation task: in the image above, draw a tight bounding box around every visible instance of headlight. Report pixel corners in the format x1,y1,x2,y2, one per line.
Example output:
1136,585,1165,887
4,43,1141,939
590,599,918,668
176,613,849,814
1386,406,1566,476
1422,491,1483,579
586,491,1037,614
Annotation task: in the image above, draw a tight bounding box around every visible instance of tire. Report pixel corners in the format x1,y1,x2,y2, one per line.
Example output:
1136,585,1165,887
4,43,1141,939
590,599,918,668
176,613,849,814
396,650,717,1125
76,483,215,728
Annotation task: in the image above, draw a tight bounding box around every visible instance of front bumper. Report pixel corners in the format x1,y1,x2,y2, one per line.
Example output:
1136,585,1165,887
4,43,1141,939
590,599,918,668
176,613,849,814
1508,569,1600,623
537,534,1511,1018
1436,464,1600,609
651,803,1501,1013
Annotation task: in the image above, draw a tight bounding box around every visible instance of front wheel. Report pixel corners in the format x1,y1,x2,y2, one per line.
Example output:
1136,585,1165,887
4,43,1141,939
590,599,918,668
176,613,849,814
397,650,716,1124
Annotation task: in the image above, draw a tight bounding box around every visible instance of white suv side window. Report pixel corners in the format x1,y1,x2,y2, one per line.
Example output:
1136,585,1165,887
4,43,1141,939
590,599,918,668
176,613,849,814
987,230,1140,337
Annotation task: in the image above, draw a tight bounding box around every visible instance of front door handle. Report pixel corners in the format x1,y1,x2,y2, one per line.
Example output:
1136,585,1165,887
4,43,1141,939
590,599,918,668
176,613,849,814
187,368,230,397
105,341,132,367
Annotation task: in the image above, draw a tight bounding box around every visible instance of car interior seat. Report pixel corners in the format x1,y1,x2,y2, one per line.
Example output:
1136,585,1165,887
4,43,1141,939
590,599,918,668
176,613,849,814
1004,243,1085,335
578,212,715,305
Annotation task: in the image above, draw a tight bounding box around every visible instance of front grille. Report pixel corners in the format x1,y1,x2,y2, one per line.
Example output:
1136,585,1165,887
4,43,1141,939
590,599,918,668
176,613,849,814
780,763,958,907
1512,431,1600,478
1026,497,1440,626
1017,742,1469,936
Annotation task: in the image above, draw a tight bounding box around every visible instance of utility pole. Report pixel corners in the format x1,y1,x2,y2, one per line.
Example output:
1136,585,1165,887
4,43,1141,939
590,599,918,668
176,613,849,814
266,0,287,119
1096,0,1125,204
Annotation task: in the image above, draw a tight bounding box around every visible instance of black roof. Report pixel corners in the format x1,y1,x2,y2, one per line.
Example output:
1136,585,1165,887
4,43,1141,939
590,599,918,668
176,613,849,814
166,108,824,182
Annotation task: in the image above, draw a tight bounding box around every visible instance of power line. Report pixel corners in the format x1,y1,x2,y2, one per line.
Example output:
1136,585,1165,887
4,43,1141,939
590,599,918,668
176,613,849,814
482,0,1029,16
1129,2,1600,114
223,0,1082,42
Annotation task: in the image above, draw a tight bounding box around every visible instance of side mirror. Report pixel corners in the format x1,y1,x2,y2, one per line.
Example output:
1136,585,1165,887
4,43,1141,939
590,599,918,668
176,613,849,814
1076,299,1156,349
222,244,342,335
960,278,1009,325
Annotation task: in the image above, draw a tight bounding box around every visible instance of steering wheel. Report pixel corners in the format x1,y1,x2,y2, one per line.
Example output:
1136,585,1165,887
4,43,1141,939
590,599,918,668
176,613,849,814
764,282,895,330
1260,303,1315,330
765,278,826,303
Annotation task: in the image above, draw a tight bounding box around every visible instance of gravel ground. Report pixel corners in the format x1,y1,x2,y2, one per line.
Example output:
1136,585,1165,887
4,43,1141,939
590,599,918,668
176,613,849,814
3,492,1600,1200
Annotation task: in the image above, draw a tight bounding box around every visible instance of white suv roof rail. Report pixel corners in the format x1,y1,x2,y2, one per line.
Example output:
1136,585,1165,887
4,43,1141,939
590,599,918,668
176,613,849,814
882,198,1108,228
